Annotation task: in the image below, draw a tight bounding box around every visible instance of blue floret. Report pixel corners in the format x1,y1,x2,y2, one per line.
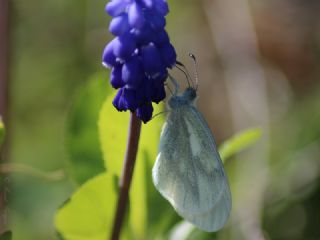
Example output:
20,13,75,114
103,0,176,123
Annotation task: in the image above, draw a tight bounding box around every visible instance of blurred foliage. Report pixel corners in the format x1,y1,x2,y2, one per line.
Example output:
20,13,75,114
66,73,109,184
219,127,262,162
0,118,4,146
0,231,12,240
263,87,320,240
0,163,64,181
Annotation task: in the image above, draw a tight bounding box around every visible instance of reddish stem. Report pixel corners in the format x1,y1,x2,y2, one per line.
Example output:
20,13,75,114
111,112,142,240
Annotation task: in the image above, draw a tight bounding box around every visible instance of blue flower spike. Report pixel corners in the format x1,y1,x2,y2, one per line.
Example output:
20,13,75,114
102,0,177,123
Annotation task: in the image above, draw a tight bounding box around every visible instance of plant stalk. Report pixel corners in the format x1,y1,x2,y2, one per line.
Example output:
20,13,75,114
0,0,9,126
111,112,142,240
0,0,10,233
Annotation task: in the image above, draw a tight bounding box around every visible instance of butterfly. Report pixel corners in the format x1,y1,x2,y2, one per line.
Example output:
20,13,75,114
152,72,232,232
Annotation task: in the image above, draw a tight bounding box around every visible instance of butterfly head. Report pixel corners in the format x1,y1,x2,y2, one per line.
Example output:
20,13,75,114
168,87,197,109
168,54,199,109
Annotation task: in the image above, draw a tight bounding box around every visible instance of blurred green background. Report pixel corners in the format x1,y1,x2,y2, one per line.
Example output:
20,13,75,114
1,0,320,239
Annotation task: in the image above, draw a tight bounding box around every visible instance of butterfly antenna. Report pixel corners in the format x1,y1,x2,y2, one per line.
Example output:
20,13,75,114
189,53,199,90
176,61,193,88
152,110,170,120
164,82,173,96
168,74,179,95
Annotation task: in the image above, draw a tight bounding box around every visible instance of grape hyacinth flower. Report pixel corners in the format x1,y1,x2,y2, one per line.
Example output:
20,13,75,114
102,0,177,123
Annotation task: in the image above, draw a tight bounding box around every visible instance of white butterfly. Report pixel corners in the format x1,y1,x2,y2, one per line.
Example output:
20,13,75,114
152,75,232,232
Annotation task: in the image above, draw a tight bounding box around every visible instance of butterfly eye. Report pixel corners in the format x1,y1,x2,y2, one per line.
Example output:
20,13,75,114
182,88,197,102
189,88,197,99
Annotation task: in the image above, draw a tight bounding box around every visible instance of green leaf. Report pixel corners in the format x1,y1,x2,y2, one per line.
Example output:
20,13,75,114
99,95,166,239
0,118,5,146
98,92,130,175
55,173,123,240
98,92,165,174
66,73,111,184
0,231,12,240
130,104,165,239
219,127,262,162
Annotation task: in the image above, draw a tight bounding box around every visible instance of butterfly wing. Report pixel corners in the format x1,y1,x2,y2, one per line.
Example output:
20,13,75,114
183,187,231,232
152,106,231,232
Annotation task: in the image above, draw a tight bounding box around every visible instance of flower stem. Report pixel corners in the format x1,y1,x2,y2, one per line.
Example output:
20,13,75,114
111,112,142,240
